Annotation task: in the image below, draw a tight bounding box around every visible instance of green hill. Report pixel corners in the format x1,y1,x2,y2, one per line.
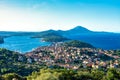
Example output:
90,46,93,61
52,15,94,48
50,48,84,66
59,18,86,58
63,40,94,48
32,30,69,42
0,48,41,76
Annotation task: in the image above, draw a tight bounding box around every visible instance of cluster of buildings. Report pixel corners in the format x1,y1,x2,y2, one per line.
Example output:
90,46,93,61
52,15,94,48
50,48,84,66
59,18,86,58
18,44,120,69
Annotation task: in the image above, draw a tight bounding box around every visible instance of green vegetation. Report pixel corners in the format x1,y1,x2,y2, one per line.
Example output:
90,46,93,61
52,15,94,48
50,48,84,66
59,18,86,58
0,48,44,76
32,31,69,42
0,67,120,80
42,35,68,42
0,43,120,80
31,30,58,38
0,28,120,80
1,73,26,80
28,68,120,80
113,50,120,56
63,40,94,48
0,47,120,80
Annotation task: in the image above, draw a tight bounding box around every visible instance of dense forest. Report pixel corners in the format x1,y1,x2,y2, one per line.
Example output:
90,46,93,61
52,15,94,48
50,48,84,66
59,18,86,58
0,68,120,80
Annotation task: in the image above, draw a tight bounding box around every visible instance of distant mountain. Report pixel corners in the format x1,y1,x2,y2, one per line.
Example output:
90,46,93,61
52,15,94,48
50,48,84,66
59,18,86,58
30,26,95,42
61,26,118,37
30,26,120,42
0,26,117,37
1,26,120,49
31,29,69,42
33,26,93,37
31,29,59,38
66,26,92,33
58,26,93,36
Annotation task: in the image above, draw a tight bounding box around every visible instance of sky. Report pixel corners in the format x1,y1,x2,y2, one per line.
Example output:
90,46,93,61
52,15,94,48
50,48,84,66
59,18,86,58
0,0,120,32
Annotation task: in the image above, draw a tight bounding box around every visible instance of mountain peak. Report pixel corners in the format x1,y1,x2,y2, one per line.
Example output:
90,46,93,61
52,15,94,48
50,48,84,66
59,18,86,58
68,26,91,33
74,26,87,30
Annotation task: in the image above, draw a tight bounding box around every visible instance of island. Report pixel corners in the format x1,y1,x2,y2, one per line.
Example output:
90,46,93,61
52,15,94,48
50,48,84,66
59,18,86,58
31,30,69,42
62,40,94,48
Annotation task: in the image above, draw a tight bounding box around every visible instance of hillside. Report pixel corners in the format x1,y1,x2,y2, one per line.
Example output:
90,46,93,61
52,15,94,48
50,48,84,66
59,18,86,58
63,40,94,48
0,45,120,79
0,48,42,76
31,30,69,42
63,26,93,35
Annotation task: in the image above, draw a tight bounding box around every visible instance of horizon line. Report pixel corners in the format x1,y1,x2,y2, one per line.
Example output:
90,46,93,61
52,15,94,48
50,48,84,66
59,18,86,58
0,26,120,33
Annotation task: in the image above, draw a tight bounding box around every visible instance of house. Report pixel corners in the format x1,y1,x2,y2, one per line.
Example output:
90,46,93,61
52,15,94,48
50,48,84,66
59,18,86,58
27,58,32,63
18,56,23,61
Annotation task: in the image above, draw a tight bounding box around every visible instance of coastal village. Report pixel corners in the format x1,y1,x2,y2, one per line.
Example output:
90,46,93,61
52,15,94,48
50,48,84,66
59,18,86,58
17,42,120,70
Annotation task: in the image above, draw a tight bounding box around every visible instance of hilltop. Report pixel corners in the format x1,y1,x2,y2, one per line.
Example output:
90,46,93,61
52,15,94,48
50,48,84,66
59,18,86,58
63,40,94,48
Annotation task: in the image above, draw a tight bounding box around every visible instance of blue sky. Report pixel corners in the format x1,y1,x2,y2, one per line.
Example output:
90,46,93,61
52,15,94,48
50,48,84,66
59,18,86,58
0,0,120,32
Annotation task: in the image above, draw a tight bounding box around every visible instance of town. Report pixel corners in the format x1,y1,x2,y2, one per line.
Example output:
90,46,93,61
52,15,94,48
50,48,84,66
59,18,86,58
18,42,120,70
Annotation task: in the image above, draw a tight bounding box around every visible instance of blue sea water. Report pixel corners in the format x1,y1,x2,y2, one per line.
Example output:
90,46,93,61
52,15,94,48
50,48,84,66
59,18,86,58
0,36,50,53
0,34,120,53
69,33,120,50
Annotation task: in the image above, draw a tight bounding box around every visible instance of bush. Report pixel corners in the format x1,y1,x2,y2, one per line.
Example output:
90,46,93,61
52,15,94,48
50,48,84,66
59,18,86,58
2,73,25,80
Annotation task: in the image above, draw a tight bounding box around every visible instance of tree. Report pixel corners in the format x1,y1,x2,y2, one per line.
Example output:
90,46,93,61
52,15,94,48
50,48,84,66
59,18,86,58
0,76,4,80
75,71,95,80
106,68,120,80
91,69,105,80
3,73,24,80
35,72,58,80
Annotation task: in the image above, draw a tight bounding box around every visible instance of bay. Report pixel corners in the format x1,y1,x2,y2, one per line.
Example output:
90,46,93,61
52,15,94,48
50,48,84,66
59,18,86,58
0,36,50,53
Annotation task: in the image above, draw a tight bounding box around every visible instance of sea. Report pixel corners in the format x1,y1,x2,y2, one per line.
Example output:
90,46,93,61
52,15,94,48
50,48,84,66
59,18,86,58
69,33,120,50
0,34,120,53
0,36,50,53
